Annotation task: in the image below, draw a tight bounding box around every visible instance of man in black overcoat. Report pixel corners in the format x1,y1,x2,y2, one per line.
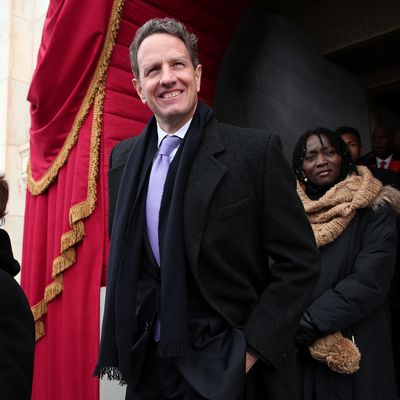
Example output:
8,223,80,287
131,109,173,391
95,17,320,400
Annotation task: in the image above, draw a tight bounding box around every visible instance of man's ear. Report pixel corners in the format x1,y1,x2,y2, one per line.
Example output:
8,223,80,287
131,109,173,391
132,78,146,104
194,64,202,93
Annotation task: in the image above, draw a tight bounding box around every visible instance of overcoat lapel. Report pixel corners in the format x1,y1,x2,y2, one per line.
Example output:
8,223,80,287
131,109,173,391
117,129,157,244
184,119,226,273
130,133,157,209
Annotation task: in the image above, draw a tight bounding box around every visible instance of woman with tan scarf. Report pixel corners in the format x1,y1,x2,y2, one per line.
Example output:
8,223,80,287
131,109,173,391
292,128,398,400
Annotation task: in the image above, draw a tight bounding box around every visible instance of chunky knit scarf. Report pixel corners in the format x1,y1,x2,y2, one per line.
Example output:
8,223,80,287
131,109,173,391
297,166,383,247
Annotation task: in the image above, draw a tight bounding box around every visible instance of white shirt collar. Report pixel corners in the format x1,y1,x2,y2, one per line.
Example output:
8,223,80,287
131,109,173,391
376,154,393,168
156,119,192,147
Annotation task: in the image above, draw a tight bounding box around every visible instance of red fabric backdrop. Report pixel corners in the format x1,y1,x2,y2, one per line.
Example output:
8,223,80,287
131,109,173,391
22,0,250,399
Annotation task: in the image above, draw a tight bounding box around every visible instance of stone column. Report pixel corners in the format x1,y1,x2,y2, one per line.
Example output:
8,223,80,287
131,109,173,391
0,0,48,279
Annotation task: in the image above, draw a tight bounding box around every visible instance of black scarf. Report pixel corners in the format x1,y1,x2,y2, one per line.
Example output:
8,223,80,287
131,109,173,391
95,102,213,382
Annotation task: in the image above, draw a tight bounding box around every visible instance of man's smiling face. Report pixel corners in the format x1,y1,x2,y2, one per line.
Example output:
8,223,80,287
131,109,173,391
133,33,202,133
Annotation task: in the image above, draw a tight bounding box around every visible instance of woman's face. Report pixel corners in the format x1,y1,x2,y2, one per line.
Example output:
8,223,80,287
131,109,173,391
302,134,342,186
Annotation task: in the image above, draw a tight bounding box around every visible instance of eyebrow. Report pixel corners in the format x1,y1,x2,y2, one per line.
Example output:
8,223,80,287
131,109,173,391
143,61,160,72
142,56,188,73
305,145,335,155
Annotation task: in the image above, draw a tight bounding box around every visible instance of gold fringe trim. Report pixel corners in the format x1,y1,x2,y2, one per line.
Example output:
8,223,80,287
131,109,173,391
35,320,45,341
60,221,85,252
32,300,47,321
31,0,125,341
27,0,125,196
52,248,76,278
68,85,104,226
44,275,64,302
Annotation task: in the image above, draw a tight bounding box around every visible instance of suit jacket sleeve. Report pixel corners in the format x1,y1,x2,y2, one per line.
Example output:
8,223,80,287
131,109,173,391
243,134,320,368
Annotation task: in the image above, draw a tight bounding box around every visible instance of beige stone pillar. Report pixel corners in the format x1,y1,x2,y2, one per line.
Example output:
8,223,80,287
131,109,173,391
0,0,48,279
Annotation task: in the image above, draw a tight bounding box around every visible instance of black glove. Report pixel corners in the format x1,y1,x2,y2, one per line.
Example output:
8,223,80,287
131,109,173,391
295,312,320,348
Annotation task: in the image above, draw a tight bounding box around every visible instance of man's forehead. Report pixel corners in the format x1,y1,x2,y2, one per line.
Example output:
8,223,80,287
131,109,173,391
138,35,189,62
342,134,359,142
139,33,186,53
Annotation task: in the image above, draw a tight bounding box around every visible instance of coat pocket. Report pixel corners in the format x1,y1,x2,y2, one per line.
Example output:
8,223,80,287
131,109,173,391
209,196,253,221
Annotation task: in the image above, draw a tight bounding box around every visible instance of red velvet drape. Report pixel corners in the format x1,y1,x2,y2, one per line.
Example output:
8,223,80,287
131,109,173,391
22,0,249,399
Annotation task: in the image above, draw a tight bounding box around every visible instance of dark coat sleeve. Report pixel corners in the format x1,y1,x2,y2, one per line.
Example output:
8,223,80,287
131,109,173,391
0,269,35,400
308,204,397,334
243,134,321,368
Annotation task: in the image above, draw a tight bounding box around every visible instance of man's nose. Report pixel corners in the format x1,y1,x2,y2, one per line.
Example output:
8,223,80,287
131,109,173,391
371,136,380,145
160,66,176,86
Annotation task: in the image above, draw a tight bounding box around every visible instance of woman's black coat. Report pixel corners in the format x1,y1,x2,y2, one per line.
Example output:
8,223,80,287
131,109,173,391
0,229,35,400
298,204,398,400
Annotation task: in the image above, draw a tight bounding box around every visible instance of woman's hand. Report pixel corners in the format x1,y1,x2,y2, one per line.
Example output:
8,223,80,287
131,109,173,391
295,312,320,347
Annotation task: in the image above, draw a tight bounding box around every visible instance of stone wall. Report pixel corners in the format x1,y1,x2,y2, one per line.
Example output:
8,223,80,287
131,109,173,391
214,6,370,159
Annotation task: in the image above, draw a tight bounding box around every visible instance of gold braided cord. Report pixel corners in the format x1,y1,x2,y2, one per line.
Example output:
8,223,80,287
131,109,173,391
30,0,125,340
27,0,125,196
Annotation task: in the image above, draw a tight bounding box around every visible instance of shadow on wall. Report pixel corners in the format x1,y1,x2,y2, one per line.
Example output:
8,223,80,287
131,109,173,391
214,5,370,159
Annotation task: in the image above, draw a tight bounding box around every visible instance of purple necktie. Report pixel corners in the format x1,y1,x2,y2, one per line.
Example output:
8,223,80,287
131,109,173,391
146,135,182,265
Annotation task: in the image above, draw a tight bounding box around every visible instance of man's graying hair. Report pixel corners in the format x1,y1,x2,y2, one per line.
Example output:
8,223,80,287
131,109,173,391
129,18,199,79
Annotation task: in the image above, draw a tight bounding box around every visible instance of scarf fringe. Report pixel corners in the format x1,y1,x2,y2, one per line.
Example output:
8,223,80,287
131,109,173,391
93,366,127,385
156,342,189,358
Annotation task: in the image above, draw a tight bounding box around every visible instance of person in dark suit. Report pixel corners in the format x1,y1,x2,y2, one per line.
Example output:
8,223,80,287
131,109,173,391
361,125,400,173
95,18,320,400
335,125,400,190
0,175,35,400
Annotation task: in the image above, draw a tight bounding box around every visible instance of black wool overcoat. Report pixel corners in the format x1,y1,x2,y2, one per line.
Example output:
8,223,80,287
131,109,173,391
108,116,321,400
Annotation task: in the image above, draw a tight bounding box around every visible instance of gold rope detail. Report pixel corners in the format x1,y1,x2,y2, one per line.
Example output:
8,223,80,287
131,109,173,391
27,0,125,196
31,0,125,340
